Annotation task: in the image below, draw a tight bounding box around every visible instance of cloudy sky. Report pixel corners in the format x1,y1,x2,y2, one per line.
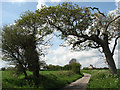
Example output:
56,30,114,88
0,0,120,68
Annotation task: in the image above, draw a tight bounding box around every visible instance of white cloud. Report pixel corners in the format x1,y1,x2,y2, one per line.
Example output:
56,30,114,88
109,0,120,15
42,34,119,68
44,45,107,68
0,60,8,68
36,0,47,9
36,0,62,9
44,44,119,68
115,0,120,3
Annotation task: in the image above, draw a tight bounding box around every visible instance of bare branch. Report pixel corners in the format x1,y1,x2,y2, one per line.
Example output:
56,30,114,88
87,7,106,17
106,15,120,30
112,36,120,56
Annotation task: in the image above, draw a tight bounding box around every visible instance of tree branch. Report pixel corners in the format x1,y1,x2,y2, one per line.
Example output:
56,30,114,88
112,36,120,56
89,42,101,49
46,16,68,36
106,15,120,30
73,39,87,48
87,7,106,17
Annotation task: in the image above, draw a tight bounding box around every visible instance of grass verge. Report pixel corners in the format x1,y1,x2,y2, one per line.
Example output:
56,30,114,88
2,70,82,89
81,69,120,88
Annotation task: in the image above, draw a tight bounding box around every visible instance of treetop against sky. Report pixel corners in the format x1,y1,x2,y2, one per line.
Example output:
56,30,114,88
0,0,120,68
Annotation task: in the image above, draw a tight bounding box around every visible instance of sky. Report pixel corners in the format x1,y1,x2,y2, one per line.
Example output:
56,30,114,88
0,0,120,69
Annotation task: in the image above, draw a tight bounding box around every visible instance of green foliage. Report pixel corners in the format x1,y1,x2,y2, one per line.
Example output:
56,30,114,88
83,67,89,70
36,2,93,41
71,63,81,74
2,25,28,72
44,65,62,71
81,70,120,88
63,64,71,70
2,70,82,89
44,62,81,74
2,10,52,80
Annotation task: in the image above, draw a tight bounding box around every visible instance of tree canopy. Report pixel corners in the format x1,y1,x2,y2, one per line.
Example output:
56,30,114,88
35,2,120,74
2,2,120,78
2,11,52,84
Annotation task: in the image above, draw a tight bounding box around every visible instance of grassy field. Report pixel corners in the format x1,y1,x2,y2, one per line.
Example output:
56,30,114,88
2,70,82,89
81,69,120,88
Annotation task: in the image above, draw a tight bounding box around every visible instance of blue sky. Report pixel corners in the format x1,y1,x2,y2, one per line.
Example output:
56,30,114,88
1,1,119,68
2,2,116,25
2,2,37,25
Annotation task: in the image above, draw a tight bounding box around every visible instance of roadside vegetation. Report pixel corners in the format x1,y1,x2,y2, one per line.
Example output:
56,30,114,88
81,69,120,88
2,70,83,89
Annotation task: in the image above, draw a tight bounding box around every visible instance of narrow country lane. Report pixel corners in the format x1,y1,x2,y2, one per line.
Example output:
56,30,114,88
60,73,91,90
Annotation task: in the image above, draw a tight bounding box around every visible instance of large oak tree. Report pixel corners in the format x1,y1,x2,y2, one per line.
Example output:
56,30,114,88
36,2,120,74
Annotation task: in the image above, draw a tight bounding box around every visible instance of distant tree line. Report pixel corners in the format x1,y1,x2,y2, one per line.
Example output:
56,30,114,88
83,67,109,70
43,62,81,74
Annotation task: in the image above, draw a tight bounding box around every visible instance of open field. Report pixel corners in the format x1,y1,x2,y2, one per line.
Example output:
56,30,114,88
2,70,82,89
81,69,120,88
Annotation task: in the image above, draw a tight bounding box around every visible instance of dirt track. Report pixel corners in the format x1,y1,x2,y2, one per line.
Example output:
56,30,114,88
60,73,91,90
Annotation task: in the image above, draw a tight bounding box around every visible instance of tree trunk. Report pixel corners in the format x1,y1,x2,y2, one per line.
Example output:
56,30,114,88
23,68,28,79
32,46,40,78
32,39,40,87
17,60,28,79
102,44,117,74
33,69,39,78
33,63,40,88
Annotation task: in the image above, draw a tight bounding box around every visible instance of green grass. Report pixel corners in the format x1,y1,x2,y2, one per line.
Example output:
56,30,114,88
2,70,82,89
81,69,120,88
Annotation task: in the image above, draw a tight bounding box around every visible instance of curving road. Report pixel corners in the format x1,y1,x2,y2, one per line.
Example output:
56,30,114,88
60,73,91,90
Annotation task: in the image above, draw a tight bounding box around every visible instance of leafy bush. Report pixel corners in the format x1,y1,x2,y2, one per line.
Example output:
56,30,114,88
71,63,81,74
63,64,71,70
44,65,62,71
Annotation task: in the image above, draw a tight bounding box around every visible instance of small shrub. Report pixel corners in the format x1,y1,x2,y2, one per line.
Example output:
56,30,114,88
1,67,6,71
